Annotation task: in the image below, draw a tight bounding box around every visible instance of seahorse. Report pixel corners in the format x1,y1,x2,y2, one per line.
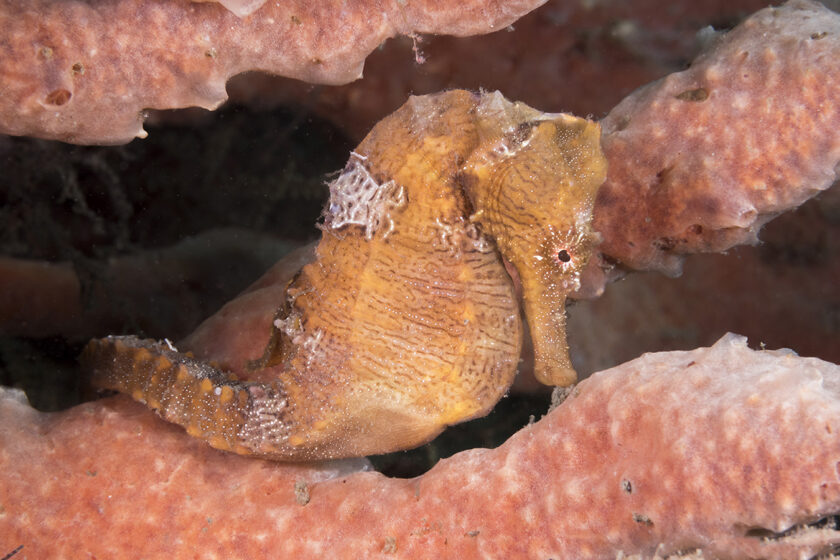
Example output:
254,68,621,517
81,90,607,460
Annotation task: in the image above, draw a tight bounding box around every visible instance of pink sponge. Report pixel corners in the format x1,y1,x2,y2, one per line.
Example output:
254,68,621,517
3,333,840,558
594,0,840,279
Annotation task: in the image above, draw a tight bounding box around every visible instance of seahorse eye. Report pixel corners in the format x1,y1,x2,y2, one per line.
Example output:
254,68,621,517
557,249,571,263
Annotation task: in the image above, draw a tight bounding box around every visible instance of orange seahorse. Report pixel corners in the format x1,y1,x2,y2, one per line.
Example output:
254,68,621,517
81,90,607,460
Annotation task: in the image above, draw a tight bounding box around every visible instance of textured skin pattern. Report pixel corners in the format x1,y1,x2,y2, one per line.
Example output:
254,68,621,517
82,90,606,460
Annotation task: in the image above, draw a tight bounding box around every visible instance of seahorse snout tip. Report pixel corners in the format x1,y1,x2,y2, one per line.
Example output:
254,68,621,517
535,364,578,388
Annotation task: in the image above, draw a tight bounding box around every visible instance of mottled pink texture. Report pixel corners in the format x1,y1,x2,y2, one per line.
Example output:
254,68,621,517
569,189,840,376
0,0,543,144
593,0,840,280
3,334,840,558
222,0,770,142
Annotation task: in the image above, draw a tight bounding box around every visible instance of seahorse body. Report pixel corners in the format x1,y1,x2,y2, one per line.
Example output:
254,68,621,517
82,90,606,460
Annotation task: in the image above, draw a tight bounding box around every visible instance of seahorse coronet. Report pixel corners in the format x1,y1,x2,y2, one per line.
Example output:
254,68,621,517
81,90,608,461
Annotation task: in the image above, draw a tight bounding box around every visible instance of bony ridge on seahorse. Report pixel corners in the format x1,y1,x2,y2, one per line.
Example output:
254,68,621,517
81,90,607,461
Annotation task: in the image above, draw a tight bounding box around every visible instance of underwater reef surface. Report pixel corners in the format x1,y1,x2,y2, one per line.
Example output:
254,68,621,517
0,2,839,554
3,335,840,558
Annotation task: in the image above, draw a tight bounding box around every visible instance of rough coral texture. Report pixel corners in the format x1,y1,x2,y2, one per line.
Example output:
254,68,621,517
569,189,840,377
226,0,771,142
0,0,543,144
4,334,840,558
593,0,840,280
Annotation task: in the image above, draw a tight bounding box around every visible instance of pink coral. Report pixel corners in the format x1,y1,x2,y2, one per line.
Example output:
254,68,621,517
0,0,543,143
3,334,840,558
227,0,770,141
592,0,840,283
569,191,840,376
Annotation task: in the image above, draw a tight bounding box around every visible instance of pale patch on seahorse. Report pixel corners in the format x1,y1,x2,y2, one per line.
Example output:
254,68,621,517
81,90,607,461
324,152,407,240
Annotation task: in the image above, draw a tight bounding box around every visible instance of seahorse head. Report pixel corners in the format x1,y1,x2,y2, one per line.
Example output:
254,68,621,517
459,92,607,387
